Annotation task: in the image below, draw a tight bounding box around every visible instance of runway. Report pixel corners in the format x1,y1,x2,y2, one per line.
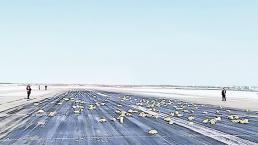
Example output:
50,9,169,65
0,90,258,145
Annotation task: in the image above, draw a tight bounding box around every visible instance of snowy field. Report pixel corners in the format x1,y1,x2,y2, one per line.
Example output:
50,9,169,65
0,84,75,112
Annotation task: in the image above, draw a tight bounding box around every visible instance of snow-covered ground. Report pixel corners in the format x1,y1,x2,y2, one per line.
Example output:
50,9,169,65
0,84,71,112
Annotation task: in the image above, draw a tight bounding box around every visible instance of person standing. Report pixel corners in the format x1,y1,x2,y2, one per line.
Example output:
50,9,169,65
26,84,32,99
45,85,48,90
222,88,226,101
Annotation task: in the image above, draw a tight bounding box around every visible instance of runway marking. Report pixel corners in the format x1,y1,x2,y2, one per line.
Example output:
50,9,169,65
133,105,258,145
96,92,108,97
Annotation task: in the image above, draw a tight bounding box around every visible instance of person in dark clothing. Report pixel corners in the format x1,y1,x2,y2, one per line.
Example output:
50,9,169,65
26,85,32,99
222,88,226,101
45,85,47,90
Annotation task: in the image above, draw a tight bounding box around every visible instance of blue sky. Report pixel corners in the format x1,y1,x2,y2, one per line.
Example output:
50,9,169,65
0,0,257,86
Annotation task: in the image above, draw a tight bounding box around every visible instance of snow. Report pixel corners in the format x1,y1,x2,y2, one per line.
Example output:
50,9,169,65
0,84,71,112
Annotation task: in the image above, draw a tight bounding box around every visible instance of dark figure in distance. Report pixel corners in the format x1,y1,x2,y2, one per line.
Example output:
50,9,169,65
45,85,47,90
222,88,227,101
26,85,32,99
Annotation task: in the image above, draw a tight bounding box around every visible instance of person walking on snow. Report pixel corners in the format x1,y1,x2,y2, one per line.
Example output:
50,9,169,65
26,84,32,99
222,88,227,101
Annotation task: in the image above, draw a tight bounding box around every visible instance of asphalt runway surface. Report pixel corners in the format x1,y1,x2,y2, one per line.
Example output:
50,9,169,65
0,90,258,145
